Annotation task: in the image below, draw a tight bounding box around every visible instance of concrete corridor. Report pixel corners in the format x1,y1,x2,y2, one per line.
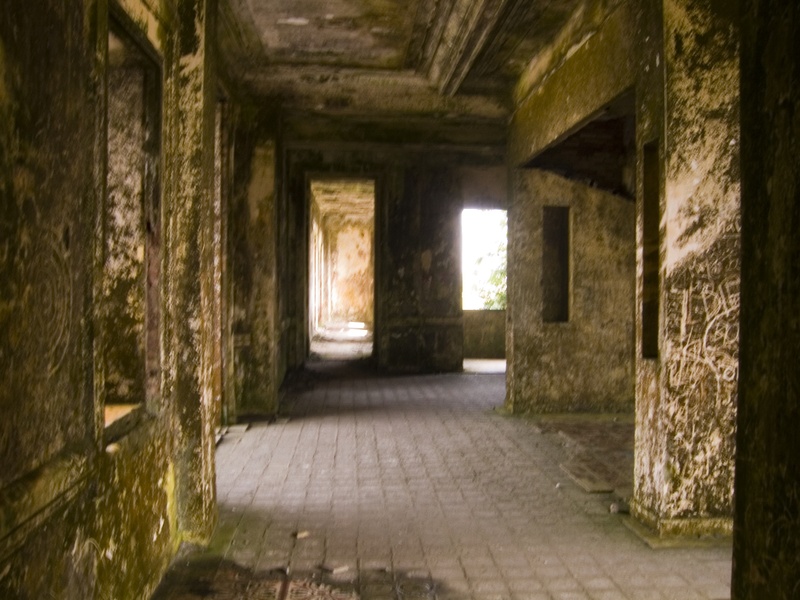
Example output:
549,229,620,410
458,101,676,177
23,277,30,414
152,362,732,600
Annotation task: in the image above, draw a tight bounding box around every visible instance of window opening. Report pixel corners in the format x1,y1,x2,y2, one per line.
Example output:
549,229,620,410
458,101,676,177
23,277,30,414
542,206,570,323
461,209,507,310
641,139,660,359
104,21,161,430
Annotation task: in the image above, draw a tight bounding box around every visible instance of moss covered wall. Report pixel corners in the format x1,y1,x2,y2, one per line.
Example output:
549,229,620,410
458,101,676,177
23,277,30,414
734,1,800,596
0,0,99,596
509,0,636,167
1,0,223,596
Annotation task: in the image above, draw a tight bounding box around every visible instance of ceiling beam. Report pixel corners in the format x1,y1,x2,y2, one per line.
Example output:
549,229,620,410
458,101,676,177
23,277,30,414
426,0,510,97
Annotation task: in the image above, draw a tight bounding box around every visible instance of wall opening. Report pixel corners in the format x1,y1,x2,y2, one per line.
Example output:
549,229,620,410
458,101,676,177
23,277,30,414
641,139,660,359
308,179,375,361
542,206,570,323
103,20,161,432
462,208,507,367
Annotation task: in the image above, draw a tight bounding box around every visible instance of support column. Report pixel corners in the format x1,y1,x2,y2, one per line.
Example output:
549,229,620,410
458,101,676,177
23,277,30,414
162,0,218,543
238,141,279,415
632,0,740,536
734,1,800,596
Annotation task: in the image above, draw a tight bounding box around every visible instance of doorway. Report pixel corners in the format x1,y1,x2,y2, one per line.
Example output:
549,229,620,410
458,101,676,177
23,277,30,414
308,179,375,360
462,208,507,373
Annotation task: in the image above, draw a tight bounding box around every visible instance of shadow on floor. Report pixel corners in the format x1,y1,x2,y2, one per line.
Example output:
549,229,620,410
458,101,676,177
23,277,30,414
150,551,457,599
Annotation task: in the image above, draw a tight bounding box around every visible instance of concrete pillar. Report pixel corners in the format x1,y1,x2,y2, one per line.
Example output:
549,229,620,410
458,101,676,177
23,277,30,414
631,0,740,536
378,166,463,372
236,142,279,415
734,1,800,596
162,0,218,543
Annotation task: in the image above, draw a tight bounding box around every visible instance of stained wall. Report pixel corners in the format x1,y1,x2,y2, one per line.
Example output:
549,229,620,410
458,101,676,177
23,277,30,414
270,146,506,379
463,310,506,359
0,0,223,596
0,0,99,595
230,135,280,416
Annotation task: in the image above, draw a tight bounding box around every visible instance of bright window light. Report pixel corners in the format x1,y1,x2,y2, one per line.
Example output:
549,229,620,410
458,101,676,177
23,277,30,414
462,209,507,310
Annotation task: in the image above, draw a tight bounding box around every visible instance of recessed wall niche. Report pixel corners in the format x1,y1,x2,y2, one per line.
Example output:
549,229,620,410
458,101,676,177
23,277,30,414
103,20,162,422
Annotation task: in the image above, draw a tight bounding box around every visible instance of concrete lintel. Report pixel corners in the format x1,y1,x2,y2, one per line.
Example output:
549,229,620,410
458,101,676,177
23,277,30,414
508,2,635,165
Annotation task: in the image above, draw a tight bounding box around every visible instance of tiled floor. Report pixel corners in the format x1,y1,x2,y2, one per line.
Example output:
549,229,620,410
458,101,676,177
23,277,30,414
152,360,732,600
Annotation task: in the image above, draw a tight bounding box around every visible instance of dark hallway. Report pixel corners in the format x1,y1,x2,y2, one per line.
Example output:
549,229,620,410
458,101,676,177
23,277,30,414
2,0,798,598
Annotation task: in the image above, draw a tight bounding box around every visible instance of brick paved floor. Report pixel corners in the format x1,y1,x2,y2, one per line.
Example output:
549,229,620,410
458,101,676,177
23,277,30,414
152,361,732,600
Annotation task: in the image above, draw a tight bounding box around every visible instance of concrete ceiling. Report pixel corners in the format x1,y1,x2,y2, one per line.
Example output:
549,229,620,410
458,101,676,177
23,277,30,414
219,0,583,124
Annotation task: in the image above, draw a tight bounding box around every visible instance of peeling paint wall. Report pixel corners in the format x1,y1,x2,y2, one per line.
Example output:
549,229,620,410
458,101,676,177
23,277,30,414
506,170,635,413
734,1,800,596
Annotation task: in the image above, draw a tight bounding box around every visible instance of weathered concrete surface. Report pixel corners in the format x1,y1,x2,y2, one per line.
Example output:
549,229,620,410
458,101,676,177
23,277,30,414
281,147,504,376
734,1,800,597
0,0,97,596
463,310,505,359
161,0,220,547
231,140,280,416
1,0,223,596
506,170,635,413
509,0,635,166
94,420,176,600
0,0,96,499
506,0,739,537
380,166,464,372
632,0,740,537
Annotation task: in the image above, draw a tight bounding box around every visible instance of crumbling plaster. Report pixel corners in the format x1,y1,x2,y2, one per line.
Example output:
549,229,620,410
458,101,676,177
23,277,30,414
632,0,740,536
1,0,222,597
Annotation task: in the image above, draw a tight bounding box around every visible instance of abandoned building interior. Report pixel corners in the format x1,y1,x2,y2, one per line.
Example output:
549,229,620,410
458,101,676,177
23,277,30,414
0,0,798,598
